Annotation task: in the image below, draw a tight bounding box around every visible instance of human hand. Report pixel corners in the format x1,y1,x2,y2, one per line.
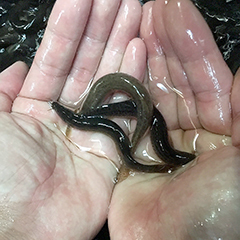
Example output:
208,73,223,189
0,0,145,239
108,0,240,239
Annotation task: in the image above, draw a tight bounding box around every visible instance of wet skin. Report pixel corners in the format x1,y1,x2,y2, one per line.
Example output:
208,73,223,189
51,101,176,173
90,100,196,165
80,72,195,165
52,73,196,172
80,72,153,152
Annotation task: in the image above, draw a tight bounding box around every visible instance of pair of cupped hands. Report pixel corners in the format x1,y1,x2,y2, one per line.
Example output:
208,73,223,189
0,0,239,239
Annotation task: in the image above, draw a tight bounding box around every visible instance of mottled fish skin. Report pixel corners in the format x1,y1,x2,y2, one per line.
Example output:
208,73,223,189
80,72,153,152
51,101,176,173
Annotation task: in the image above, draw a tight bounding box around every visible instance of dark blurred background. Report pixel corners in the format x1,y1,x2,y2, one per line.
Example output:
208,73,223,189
0,0,240,74
0,0,239,239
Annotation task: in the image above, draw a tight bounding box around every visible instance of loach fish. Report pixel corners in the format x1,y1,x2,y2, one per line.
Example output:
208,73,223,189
79,72,153,152
89,100,196,166
51,101,176,173
51,72,195,172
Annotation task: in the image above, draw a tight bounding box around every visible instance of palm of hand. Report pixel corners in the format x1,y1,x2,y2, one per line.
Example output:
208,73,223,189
0,93,118,239
0,0,239,240
108,1,240,240
0,0,145,239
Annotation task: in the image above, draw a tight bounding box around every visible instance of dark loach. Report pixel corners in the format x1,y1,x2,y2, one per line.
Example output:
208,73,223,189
52,72,196,171
51,101,176,173
0,1,235,239
79,72,195,166
89,100,196,166
79,72,153,153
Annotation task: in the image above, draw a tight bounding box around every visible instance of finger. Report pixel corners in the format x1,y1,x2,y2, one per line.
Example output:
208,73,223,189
95,0,142,79
0,61,28,112
19,0,93,101
60,0,142,105
231,67,240,148
120,38,147,79
141,2,179,130
160,0,233,134
60,0,122,104
151,0,203,131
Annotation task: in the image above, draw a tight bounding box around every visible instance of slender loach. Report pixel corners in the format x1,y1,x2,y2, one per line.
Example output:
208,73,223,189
52,72,195,170
88,100,196,166
79,73,153,152
51,101,176,173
